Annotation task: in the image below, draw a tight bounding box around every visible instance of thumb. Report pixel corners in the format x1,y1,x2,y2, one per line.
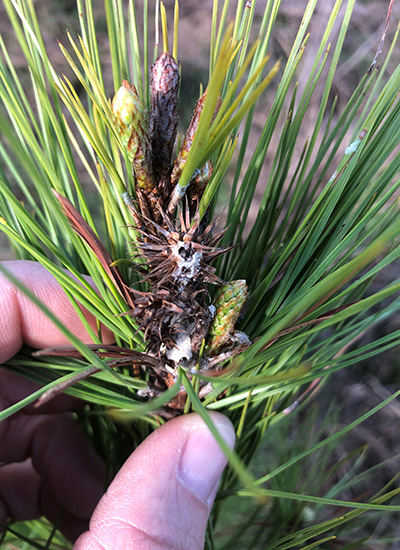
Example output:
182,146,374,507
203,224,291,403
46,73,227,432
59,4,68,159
74,412,235,550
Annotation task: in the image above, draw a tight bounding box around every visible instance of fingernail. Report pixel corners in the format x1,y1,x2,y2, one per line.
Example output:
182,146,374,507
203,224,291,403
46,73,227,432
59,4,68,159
178,419,235,504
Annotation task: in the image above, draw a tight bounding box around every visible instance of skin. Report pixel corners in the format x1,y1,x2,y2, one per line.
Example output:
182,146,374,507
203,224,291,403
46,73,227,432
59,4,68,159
0,261,235,549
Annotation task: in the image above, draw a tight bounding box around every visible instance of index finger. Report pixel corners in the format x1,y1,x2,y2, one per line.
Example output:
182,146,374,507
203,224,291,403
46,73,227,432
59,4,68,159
0,260,114,364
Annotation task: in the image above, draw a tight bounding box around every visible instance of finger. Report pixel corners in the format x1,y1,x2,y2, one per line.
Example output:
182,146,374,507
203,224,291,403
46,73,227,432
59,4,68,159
0,411,105,521
0,460,90,543
0,260,114,364
74,412,235,550
0,460,41,522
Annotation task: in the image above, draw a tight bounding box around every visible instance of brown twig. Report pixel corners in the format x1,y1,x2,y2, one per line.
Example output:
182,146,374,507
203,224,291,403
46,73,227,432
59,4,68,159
368,0,394,73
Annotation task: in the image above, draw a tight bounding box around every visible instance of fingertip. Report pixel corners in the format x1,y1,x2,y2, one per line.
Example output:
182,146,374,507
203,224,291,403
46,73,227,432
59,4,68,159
0,260,114,363
74,531,104,549
177,412,235,504
0,274,23,363
80,412,235,550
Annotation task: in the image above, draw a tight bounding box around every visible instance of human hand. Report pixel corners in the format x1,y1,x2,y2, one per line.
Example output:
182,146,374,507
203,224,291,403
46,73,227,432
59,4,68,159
0,261,235,549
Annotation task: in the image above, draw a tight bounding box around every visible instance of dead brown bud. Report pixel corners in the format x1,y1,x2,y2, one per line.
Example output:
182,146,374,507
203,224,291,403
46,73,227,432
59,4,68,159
149,52,180,187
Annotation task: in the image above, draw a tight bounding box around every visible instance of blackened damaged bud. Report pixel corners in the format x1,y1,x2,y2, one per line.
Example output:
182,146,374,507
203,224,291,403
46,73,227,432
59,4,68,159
149,52,180,186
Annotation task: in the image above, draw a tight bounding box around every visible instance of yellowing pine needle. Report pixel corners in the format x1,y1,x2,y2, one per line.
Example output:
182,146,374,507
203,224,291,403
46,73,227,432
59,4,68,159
173,0,179,60
58,76,125,193
175,26,238,193
58,38,110,130
160,1,169,53
211,52,273,138
200,59,281,164
211,39,263,129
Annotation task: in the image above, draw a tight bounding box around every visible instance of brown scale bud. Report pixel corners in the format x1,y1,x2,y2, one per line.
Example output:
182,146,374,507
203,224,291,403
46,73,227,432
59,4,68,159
170,91,207,187
149,53,180,187
129,128,155,192
168,92,221,215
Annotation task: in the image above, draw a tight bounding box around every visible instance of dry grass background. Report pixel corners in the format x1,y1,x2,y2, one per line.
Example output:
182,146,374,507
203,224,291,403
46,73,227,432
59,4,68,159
1,0,400,546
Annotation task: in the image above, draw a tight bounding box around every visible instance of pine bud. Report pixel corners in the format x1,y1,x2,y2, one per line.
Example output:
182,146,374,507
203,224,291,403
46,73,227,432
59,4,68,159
206,279,248,355
112,81,141,150
171,91,207,187
168,91,220,214
129,129,154,191
112,81,154,191
149,53,180,185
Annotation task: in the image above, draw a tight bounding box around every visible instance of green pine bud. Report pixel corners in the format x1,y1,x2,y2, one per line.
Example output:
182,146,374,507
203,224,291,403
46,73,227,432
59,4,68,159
206,279,248,355
112,81,141,150
112,81,154,191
